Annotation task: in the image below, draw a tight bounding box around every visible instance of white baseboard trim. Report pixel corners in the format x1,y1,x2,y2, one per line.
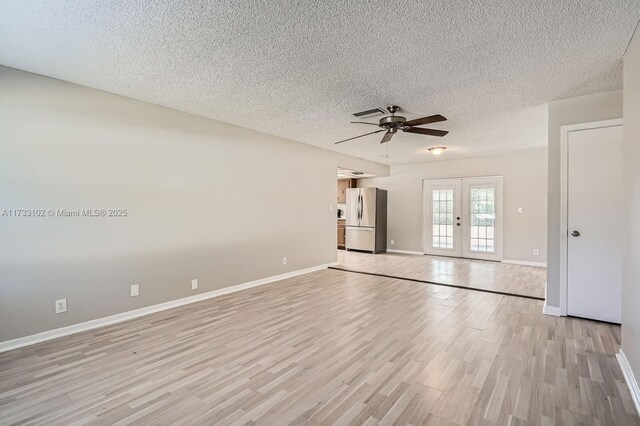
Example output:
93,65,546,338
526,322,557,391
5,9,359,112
387,249,424,255
542,301,561,316
0,262,338,354
502,259,547,267
617,349,640,416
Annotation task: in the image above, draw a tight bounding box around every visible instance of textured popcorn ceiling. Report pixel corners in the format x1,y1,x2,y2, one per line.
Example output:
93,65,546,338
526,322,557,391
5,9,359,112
1,1,638,164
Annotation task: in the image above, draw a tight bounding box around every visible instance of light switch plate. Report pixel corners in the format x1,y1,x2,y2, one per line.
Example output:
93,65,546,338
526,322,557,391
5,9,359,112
130,284,140,297
282,257,287,265
517,207,523,213
191,278,198,290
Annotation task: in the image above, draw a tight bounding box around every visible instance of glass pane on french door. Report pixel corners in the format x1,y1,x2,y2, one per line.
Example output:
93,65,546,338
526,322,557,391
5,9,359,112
432,189,454,249
469,187,495,253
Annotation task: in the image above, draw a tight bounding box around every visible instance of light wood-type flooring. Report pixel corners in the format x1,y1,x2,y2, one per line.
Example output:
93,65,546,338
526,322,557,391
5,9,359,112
1,269,637,425
337,250,546,299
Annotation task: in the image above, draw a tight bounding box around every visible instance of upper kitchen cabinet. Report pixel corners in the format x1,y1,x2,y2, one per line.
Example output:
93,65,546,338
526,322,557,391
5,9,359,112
337,179,357,203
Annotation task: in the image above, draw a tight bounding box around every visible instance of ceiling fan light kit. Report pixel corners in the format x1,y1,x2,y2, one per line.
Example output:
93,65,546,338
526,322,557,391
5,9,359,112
335,105,449,145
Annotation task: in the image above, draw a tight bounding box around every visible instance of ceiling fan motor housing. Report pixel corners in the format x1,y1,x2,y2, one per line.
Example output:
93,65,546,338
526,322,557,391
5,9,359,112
379,115,406,129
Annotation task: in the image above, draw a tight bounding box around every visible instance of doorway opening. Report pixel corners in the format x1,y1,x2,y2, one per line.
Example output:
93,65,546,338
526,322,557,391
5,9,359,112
336,168,378,250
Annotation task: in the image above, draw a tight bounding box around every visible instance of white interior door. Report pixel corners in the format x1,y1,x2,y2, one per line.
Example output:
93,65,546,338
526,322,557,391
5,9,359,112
462,177,503,261
424,179,463,257
567,125,623,323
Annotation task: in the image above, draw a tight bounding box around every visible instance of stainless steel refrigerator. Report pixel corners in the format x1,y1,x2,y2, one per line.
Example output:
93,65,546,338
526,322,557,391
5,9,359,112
345,187,387,253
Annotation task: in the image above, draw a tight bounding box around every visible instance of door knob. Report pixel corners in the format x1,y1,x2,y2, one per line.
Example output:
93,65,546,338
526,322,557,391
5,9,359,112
571,230,580,237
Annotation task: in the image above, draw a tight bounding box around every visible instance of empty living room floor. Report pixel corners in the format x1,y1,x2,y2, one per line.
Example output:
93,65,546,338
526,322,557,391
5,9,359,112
1,269,637,425
337,250,546,299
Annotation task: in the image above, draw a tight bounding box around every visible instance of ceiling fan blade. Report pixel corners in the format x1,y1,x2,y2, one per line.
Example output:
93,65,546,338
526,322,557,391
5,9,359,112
334,129,385,144
403,127,449,137
380,131,394,144
351,121,380,126
404,114,447,127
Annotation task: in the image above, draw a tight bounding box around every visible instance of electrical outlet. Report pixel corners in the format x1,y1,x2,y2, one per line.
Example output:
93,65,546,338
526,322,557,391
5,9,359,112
130,284,140,297
55,298,67,314
282,257,287,266
391,239,395,245
329,205,333,212
533,249,540,256
191,278,198,290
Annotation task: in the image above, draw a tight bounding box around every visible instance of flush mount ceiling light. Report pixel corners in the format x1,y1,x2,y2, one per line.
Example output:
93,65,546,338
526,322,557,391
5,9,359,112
428,146,446,156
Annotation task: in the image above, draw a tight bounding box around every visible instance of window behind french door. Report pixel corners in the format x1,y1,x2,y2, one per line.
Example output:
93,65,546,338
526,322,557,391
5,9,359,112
423,176,503,261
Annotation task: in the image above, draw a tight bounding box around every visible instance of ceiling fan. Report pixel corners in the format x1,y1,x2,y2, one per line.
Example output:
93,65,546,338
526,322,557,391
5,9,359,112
335,106,448,144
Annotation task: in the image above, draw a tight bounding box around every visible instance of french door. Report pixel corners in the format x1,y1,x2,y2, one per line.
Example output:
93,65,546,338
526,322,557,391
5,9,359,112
423,179,463,257
424,176,503,261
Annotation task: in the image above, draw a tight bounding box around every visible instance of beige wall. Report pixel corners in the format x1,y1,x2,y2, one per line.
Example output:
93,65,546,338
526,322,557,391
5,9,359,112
0,67,388,342
359,148,548,263
622,28,640,388
546,91,623,308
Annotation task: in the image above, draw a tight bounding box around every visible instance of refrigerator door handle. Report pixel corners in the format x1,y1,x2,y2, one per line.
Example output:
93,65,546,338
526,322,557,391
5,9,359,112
358,193,363,220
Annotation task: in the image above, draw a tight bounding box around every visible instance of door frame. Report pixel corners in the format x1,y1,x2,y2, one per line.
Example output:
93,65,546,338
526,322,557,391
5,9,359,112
422,176,503,261
559,118,623,316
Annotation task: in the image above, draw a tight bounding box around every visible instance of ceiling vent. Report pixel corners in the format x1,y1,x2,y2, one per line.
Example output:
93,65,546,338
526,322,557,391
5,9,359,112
352,107,387,118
